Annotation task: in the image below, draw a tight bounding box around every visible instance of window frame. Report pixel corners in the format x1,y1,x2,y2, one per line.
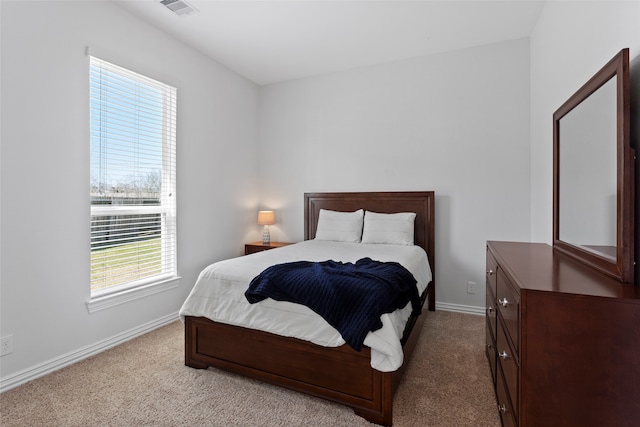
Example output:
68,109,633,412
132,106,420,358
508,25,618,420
87,55,179,311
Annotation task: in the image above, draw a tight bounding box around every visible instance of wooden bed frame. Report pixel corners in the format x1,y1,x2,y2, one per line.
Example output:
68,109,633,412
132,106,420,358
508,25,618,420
184,191,435,426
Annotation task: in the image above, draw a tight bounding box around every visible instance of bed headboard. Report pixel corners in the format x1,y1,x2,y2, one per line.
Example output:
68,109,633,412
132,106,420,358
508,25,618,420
304,191,435,273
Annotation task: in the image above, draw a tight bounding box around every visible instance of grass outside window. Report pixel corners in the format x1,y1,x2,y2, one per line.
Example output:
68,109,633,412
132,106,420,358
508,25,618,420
91,237,162,291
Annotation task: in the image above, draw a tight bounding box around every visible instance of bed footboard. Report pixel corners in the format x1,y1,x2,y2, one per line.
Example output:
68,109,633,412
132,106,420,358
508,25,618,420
184,281,431,426
185,316,393,425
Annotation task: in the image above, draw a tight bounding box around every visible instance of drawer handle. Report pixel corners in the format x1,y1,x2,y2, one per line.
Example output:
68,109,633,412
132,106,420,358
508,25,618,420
487,343,493,350
499,351,509,359
498,298,509,307
487,306,494,313
487,269,494,276
498,403,508,413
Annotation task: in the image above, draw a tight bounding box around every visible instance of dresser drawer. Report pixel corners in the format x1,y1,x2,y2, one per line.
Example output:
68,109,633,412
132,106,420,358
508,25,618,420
497,319,518,418
485,319,497,385
496,268,520,352
486,248,498,297
486,248,498,389
486,285,497,342
496,364,517,427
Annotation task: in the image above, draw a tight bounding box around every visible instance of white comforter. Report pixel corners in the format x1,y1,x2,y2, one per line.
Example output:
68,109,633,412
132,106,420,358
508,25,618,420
179,239,432,372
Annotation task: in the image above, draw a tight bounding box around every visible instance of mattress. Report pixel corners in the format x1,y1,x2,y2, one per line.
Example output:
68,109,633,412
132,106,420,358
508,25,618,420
179,239,432,371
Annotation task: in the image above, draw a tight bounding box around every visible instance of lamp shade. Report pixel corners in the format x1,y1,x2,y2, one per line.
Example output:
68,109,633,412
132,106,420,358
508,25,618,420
257,210,275,225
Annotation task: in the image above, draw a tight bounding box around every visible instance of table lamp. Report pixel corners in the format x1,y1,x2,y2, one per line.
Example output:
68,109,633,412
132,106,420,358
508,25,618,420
257,210,275,245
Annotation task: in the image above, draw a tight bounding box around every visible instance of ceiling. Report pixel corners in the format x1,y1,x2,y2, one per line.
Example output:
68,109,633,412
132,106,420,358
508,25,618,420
114,0,546,85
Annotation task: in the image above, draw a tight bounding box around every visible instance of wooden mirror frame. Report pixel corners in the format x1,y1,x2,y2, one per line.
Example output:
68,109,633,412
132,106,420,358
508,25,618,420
553,48,635,284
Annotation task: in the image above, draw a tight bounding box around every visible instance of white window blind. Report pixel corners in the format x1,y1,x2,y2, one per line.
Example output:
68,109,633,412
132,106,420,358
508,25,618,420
90,56,177,295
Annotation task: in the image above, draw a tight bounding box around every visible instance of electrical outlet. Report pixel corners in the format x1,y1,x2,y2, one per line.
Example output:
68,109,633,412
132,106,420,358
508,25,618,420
467,281,477,294
1,335,13,356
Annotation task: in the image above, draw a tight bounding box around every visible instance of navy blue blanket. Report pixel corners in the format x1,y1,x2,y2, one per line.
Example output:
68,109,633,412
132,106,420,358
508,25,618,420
245,258,421,351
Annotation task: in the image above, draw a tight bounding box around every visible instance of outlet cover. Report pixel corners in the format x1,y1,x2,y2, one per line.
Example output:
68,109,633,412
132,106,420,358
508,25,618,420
1,335,13,356
467,281,477,294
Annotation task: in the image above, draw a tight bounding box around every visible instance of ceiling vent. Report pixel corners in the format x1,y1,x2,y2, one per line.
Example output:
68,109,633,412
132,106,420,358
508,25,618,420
159,0,198,17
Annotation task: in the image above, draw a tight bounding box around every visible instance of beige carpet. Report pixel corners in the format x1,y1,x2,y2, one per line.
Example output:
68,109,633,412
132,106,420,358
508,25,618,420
0,311,500,426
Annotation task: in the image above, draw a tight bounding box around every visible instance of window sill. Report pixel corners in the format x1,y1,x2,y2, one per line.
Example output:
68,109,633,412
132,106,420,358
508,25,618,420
86,276,181,313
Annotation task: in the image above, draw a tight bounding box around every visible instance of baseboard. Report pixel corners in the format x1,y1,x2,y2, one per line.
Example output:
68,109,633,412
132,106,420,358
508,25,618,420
0,312,180,393
435,301,485,316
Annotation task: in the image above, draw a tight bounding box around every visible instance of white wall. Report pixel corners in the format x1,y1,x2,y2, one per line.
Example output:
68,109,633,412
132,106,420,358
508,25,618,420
4,0,638,390
257,39,532,312
0,1,259,386
529,1,640,248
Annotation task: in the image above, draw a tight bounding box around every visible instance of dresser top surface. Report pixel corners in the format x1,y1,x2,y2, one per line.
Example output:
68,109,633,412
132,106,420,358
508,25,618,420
488,241,640,300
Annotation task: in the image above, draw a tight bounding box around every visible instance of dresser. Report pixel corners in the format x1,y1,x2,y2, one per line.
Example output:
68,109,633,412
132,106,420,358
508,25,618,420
486,241,640,427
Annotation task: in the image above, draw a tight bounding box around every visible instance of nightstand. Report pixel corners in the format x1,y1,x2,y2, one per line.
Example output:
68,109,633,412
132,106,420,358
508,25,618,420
244,241,292,255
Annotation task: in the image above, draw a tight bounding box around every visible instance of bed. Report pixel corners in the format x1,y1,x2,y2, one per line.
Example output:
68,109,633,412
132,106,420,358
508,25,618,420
181,191,435,426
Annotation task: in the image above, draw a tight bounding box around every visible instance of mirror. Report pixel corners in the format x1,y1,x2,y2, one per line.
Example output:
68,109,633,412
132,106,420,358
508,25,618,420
553,48,635,284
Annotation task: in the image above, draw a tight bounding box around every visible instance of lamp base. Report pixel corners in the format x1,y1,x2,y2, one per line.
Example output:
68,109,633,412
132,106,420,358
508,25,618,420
262,226,271,245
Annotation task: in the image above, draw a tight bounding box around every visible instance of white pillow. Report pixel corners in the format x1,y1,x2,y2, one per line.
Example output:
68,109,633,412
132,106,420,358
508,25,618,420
361,211,416,245
315,209,364,243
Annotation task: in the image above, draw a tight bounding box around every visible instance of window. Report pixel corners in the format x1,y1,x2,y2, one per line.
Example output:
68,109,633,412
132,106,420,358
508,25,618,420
89,56,177,297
